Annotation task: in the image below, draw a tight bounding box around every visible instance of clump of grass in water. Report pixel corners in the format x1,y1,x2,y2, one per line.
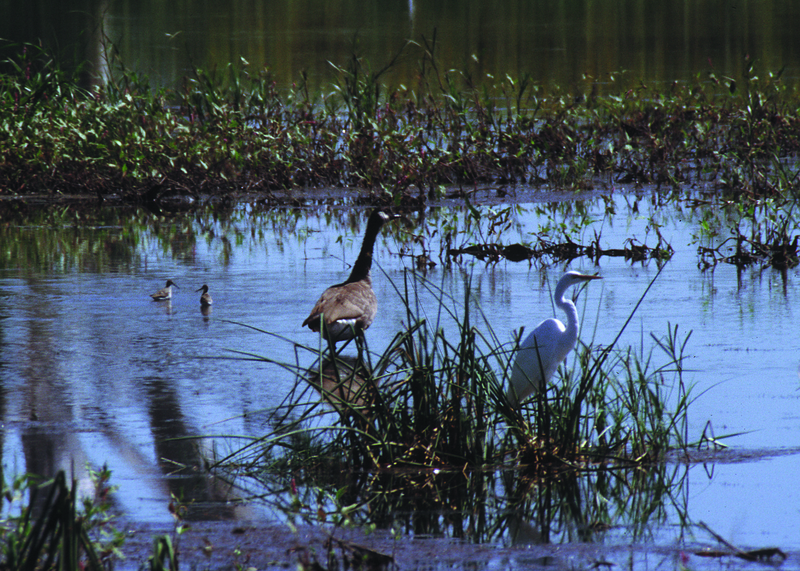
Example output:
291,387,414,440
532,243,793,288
225,265,691,479
500,266,694,475
208,267,696,543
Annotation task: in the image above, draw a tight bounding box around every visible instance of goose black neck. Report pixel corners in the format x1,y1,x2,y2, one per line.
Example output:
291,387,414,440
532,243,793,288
346,212,387,283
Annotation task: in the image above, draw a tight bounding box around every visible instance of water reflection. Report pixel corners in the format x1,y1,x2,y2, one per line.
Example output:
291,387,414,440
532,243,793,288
3,0,800,91
144,376,239,520
237,452,691,546
0,198,799,546
306,354,373,412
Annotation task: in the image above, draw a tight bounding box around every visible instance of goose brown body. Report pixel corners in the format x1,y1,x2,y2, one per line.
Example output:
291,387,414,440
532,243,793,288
303,210,397,342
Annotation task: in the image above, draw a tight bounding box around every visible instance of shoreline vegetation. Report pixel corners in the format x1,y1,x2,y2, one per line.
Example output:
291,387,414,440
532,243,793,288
2,40,797,271
2,41,799,206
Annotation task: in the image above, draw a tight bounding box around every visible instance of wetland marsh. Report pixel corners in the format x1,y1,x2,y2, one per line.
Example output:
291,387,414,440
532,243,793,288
1,194,799,569
2,2,800,568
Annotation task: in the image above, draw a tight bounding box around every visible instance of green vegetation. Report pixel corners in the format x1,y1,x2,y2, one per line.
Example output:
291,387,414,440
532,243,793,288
2,38,797,268
0,467,124,571
2,38,798,566
211,267,692,543
1,41,800,208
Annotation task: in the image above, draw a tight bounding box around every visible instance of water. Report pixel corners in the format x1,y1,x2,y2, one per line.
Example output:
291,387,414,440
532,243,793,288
1,195,799,553
4,0,800,91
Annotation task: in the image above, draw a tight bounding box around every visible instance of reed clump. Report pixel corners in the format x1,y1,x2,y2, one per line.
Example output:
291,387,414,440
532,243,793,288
211,268,693,543
0,467,125,571
229,268,692,481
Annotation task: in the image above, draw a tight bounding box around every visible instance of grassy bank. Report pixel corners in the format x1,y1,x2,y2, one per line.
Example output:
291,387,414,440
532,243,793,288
2,42,800,204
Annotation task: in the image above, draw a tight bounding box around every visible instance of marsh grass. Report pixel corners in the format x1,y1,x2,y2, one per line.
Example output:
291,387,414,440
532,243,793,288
216,265,692,483
3,39,800,206
0,467,126,571
204,266,695,543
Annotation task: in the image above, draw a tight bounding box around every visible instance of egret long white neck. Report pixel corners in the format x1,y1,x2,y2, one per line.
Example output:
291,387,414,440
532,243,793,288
554,280,581,344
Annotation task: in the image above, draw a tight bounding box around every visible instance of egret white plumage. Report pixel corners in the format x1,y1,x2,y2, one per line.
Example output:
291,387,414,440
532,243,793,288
507,271,601,406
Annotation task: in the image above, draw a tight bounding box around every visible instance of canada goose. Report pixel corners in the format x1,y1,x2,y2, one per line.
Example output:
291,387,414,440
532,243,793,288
302,209,399,342
507,271,601,406
150,279,178,301
195,284,212,306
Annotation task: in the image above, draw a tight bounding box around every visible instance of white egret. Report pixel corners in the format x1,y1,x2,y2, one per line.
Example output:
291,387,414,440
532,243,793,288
507,271,601,406
302,209,400,342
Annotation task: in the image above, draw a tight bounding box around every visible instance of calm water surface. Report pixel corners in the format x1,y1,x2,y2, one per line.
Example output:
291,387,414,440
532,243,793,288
3,0,800,90
1,195,799,550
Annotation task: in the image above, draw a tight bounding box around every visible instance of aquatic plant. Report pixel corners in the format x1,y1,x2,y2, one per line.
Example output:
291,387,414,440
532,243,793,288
694,196,800,271
2,40,800,208
0,467,124,571
209,267,694,542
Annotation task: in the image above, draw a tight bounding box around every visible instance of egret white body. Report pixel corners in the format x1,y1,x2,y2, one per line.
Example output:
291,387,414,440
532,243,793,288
150,279,178,301
507,271,601,406
302,209,399,343
195,284,213,306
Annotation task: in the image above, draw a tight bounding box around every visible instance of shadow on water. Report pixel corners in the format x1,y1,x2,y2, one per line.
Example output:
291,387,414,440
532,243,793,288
143,376,238,521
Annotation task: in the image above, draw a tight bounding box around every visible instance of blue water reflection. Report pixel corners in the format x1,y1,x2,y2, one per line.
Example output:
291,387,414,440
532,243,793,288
0,196,799,546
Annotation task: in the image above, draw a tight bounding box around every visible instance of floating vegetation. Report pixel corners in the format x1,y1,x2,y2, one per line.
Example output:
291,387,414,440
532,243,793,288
447,232,674,264
694,197,800,270
694,521,788,564
1,42,800,207
698,234,799,270
698,222,799,270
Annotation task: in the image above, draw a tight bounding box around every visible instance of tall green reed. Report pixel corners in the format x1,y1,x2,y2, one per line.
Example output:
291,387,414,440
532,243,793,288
207,267,695,544
0,467,125,571
218,265,692,481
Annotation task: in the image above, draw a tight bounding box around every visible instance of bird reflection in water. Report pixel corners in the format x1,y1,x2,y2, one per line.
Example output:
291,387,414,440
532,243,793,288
305,354,374,413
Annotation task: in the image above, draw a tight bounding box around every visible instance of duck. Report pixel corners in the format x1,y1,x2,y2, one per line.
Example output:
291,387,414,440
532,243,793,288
150,279,178,301
195,284,212,307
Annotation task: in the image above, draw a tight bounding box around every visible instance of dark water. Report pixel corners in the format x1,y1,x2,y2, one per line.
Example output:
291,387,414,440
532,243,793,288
1,195,799,555
3,0,800,90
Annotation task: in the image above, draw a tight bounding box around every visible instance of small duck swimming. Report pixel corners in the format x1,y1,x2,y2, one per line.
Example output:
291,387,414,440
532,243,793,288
150,279,178,301
195,284,213,307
